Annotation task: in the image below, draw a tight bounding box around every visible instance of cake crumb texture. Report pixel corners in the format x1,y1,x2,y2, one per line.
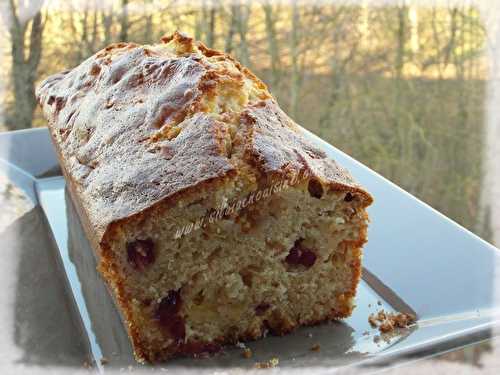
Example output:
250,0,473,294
368,310,416,333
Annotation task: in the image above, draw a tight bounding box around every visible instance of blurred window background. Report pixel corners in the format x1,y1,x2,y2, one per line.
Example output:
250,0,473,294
0,1,493,242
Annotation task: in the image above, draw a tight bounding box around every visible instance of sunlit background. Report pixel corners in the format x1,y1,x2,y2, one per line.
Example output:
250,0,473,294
1,0,500,372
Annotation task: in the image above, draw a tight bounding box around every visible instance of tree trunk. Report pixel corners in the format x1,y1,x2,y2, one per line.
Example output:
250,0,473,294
476,5,497,243
206,6,216,48
236,1,250,66
393,5,409,186
143,0,153,43
263,2,281,89
408,5,419,54
80,6,89,59
119,0,129,42
195,8,203,41
102,7,113,46
225,4,237,53
5,0,44,131
289,0,301,120
88,6,99,55
395,5,406,81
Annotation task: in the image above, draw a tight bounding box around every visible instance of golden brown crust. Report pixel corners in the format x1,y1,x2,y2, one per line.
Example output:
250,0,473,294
36,37,236,246
241,99,373,205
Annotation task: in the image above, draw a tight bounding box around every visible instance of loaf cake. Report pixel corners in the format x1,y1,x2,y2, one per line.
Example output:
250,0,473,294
36,32,373,362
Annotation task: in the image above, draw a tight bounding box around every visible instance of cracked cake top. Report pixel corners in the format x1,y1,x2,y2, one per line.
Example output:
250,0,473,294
36,31,371,245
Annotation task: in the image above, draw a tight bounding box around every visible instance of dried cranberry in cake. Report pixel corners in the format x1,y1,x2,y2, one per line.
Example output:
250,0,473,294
167,316,186,342
156,290,185,342
284,246,301,265
344,192,354,202
126,238,155,270
255,303,271,316
285,239,317,269
157,290,182,318
308,179,323,199
300,250,317,268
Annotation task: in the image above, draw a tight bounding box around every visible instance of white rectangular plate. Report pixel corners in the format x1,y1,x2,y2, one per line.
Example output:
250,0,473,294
1,127,499,374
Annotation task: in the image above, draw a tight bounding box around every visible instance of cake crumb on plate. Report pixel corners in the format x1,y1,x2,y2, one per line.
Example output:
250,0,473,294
368,309,416,333
310,343,321,352
255,357,279,369
242,348,253,359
